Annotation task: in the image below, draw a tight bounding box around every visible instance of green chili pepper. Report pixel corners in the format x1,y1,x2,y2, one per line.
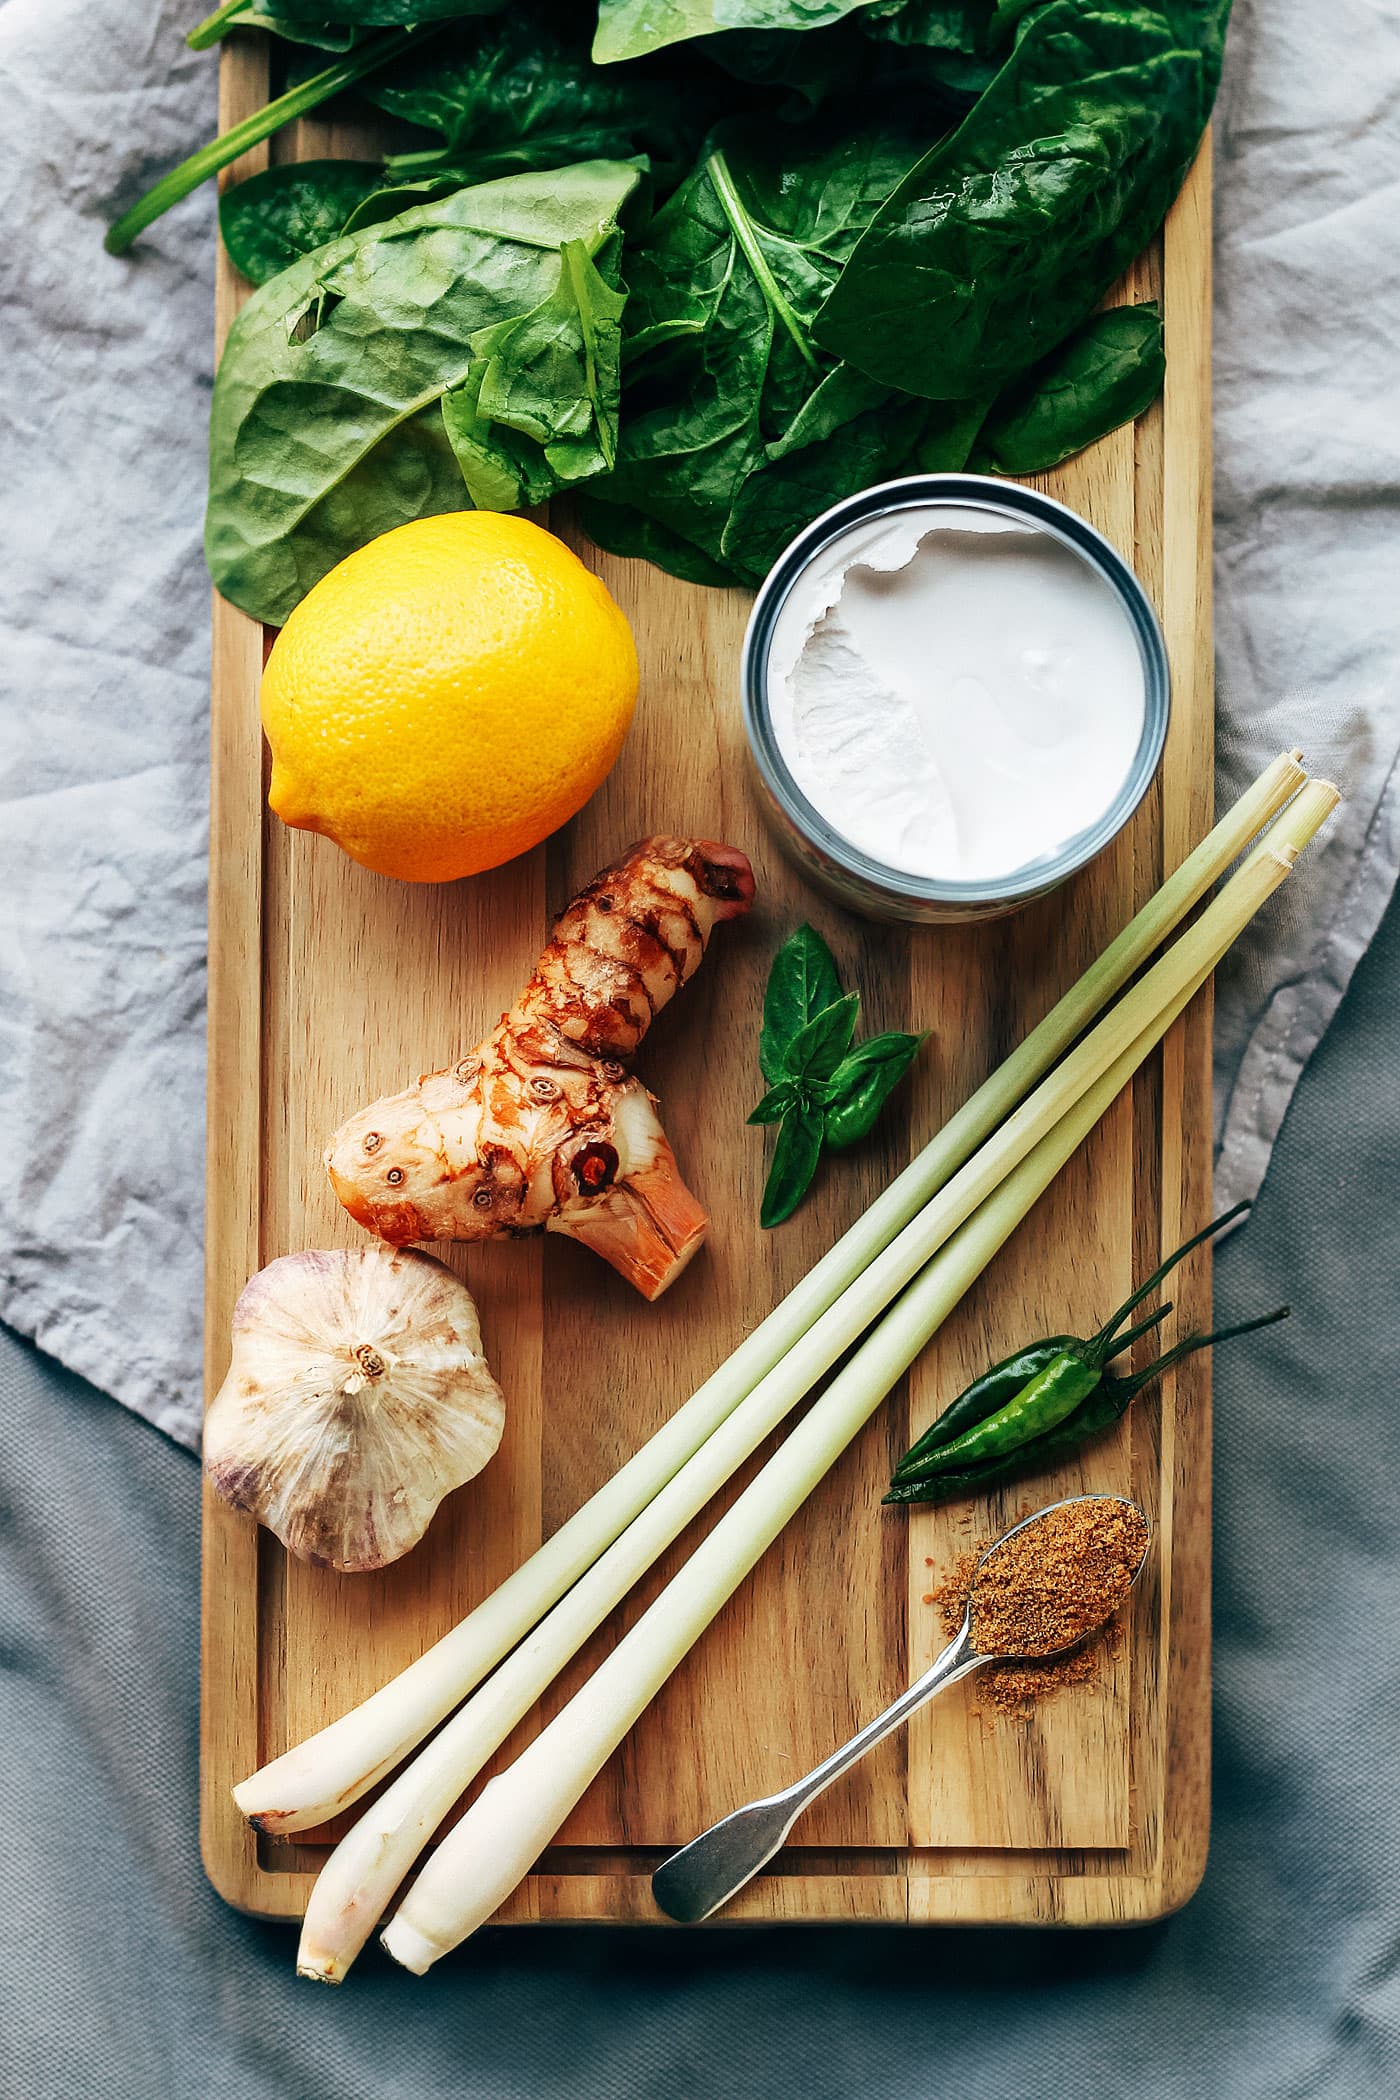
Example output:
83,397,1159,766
883,1303,1289,1506
892,1338,1073,1478
925,1347,1105,1469
885,1200,1276,1501
889,1307,1170,1485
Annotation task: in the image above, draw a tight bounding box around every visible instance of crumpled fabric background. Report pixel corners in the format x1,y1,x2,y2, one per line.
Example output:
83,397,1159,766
1,0,1398,1454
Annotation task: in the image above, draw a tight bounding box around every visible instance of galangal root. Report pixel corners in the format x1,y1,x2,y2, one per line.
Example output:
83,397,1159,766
325,837,756,1298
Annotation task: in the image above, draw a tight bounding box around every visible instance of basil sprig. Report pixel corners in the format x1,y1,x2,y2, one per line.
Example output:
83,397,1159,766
750,926,924,1228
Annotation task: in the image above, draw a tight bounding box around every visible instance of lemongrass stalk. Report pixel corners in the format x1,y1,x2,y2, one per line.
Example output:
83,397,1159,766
377,982,1203,1971
302,782,1338,1977
235,753,1309,1836
380,784,1339,1973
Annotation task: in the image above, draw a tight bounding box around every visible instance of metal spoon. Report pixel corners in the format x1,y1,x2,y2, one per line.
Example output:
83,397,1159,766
651,1493,1150,1924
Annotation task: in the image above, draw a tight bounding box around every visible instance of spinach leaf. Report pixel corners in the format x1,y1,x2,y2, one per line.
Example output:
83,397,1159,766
192,8,362,51
759,1106,826,1229
859,0,1007,96
594,1,874,67
268,0,505,23
361,12,716,188
224,13,358,49
219,161,386,285
719,384,930,578
591,114,930,583
824,1031,924,1148
969,300,1164,473
205,160,640,625
758,924,844,1083
570,494,739,587
816,2,1230,398
442,235,626,507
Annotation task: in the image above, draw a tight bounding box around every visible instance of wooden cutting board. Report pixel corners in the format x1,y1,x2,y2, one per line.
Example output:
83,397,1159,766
202,35,1215,1928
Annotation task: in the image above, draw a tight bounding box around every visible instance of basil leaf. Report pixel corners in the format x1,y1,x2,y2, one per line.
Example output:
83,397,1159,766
969,302,1165,475
747,1081,799,1127
205,160,641,625
783,992,861,1087
816,3,1230,399
760,1107,826,1229
758,926,845,1085
824,1031,925,1150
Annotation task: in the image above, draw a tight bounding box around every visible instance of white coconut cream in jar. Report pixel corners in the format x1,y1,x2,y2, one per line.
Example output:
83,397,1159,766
763,503,1148,887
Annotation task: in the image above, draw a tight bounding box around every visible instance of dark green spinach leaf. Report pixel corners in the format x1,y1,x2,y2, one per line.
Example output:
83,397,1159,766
816,3,1230,398
594,0,872,66
571,494,739,587
859,0,1007,96
747,1081,799,1125
205,159,640,624
590,115,930,584
219,160,386,285
362,12,715,187
969,300,1164,473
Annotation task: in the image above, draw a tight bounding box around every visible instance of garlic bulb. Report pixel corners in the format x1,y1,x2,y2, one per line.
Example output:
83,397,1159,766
204,1247,505,1573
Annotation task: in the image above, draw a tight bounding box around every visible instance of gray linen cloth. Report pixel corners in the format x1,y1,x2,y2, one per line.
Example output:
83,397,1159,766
2,0,1398,1448
6,878,1399,2092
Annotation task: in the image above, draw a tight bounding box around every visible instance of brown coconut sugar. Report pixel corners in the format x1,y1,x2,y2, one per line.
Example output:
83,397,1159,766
926,1497,1149,1722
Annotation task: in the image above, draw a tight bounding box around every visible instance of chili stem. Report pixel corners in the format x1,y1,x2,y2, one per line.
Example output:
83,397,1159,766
1089,1200,1251,1361
1103,1302,1173,1361
1114,1303,1291,1400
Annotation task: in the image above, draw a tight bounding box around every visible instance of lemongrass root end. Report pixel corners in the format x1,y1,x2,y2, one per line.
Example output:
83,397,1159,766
230,1780,296,1835
380,1918,442,1976
295,1957,345,1986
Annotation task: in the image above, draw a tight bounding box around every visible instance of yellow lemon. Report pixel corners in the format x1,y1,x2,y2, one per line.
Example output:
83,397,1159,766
260,513,638,883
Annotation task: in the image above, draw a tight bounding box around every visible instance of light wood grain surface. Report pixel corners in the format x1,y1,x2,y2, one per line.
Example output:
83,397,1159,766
202,33,1215,1927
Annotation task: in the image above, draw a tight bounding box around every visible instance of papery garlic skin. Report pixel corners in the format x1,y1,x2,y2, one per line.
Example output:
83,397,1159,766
204,1247,505,1573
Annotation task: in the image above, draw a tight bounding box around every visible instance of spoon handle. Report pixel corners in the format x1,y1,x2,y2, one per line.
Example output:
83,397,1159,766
651,1626,983,1924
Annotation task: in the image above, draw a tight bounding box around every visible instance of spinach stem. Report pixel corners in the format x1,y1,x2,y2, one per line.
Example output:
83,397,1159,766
705,150,819,373
105,27,433,255
186,0,254,50
564,239,615,469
